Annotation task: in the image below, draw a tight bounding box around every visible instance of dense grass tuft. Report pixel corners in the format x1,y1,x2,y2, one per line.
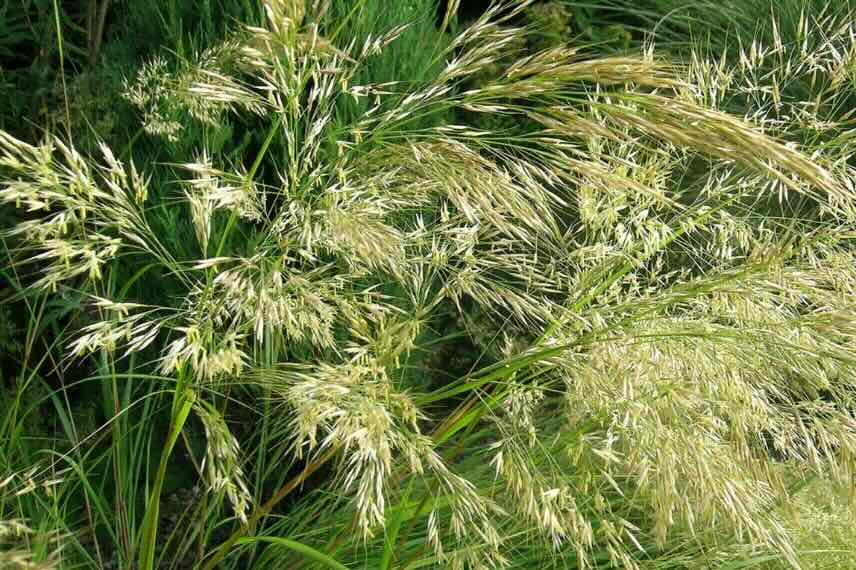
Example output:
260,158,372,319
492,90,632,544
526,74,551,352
2,1,856,569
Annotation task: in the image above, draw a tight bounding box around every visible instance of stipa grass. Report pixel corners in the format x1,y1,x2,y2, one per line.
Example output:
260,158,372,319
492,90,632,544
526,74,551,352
2,0,856,568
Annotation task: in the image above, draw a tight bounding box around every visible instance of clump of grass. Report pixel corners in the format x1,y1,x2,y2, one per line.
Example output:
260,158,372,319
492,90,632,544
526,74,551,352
3,1,856,568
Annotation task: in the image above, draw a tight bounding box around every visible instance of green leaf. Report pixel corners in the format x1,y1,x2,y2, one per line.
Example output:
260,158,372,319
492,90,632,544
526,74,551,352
379,481,413,570
236,536,349,570
137,387,195,570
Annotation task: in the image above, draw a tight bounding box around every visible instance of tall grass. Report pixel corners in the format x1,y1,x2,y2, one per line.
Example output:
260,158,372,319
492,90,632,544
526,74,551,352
2,0,856,568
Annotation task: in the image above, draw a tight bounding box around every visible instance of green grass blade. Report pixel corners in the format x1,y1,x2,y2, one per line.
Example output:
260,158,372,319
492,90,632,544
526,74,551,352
236,536,350,570
137,387,195,570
